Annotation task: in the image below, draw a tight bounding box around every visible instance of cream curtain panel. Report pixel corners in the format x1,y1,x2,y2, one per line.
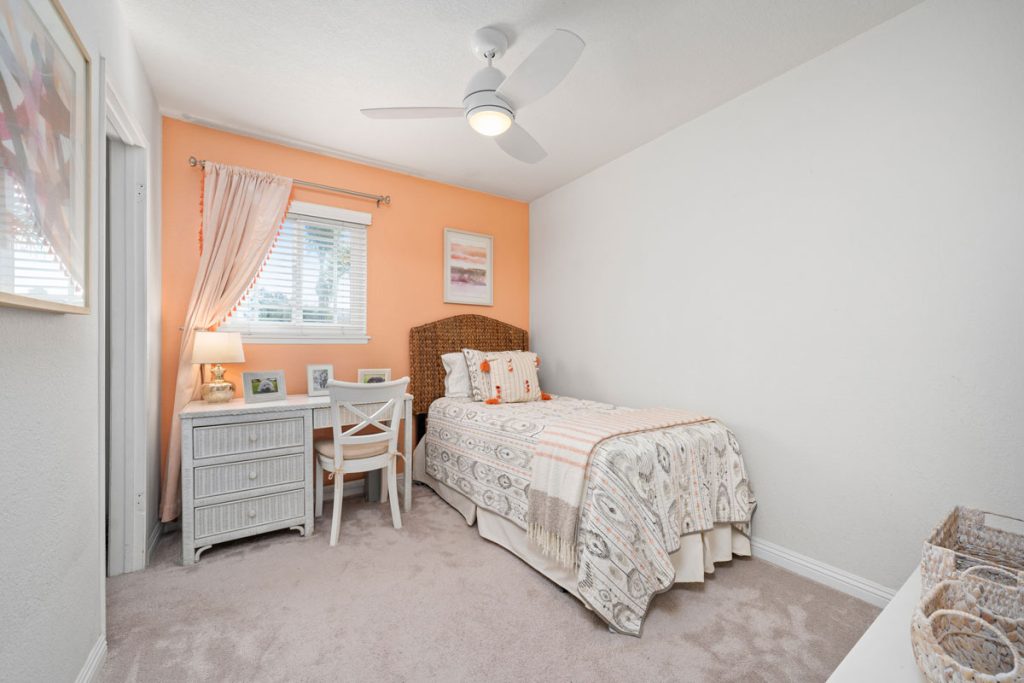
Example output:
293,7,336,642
160,163,293,522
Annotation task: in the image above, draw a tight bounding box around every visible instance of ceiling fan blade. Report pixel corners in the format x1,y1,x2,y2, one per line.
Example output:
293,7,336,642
495,122,547,164
361,107,464,119
495,29,585,110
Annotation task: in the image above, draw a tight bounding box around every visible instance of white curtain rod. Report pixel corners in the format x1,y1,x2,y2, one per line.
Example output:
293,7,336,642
188,156,391,207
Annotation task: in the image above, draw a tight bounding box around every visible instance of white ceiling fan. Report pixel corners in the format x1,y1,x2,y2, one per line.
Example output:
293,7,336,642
361,27,585,164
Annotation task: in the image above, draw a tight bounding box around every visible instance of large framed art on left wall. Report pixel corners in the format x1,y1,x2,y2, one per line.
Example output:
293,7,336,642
0,0,91,313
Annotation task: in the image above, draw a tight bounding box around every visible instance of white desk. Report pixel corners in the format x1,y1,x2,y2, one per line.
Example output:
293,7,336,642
179,393,413,564
828,568,926,682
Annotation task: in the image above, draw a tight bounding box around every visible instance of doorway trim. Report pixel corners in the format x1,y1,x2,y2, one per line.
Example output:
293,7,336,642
104,78,153,575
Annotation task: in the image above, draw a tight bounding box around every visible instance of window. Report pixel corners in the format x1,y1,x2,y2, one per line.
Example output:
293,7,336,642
219,202,369,343
0,175,84,306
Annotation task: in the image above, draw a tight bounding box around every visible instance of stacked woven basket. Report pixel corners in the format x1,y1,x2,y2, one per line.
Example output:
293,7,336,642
913,507,1024,682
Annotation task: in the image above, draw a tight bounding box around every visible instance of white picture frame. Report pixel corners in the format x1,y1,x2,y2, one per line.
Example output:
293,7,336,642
444,228,493,306
357,368,391,384
242,370,288,403
306,364,333,396
0,0,91,313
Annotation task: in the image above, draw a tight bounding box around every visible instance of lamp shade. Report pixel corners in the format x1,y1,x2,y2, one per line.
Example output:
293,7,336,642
191,331,245,364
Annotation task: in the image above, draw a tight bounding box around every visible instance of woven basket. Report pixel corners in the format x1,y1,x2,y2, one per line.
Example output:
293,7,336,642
912,580,1023,682
921,507,1024,594
961,566,1024,658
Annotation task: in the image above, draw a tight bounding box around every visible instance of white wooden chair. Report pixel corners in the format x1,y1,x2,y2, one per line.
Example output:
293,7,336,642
313,377,410,546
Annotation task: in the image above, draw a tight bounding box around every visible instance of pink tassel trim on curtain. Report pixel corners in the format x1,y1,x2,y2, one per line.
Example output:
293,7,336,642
216,212,287,328
197,175,206,255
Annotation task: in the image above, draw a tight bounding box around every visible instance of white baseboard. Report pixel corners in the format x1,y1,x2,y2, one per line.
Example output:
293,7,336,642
319,474,407,502
75,635,106,683
145,521,162,565
751,537,895,608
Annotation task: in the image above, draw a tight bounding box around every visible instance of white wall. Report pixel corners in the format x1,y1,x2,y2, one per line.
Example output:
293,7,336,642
530,0,1024,590
0,0,160,679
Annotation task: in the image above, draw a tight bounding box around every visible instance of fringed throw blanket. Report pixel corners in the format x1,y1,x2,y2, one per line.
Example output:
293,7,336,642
527,408,712,568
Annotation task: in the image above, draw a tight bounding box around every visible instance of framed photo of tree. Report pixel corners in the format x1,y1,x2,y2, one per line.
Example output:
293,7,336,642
0,0,91,313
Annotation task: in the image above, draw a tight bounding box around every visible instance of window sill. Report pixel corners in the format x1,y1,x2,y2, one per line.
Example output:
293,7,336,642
237,334,371,345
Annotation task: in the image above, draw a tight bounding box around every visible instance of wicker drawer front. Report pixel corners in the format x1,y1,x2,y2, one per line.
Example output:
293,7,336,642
194,454,305,499
194,489,304,539
193,418,304,459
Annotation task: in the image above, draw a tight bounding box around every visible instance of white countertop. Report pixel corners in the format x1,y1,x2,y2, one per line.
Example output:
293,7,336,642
180,393,413,418
828,568,926,682
180,393,330,418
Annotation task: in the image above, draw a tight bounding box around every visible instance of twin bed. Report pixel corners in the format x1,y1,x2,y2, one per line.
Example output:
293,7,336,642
408,314,757,636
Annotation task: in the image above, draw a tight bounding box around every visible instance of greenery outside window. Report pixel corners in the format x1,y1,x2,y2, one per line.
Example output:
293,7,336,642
219,202,369,343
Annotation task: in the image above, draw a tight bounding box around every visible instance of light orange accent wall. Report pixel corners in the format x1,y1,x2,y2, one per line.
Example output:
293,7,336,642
160,117,529,475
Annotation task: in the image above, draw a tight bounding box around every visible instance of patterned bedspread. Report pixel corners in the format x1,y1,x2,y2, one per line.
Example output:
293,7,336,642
424,396,757,636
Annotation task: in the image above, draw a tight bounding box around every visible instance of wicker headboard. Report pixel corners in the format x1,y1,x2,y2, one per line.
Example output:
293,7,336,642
409,314,528,415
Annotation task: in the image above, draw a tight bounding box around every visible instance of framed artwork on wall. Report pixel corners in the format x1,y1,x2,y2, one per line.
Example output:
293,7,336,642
306,364,333,396
0,0,91,313
242,370,287,403
444,228,493,306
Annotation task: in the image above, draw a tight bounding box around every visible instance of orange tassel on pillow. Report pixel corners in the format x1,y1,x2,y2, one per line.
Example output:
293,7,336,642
485,398,500,405
480,359,490,373
541,392,552,401
535,356,541,368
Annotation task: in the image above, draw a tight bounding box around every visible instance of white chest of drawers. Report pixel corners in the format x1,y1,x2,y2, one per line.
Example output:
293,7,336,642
180,400,315,565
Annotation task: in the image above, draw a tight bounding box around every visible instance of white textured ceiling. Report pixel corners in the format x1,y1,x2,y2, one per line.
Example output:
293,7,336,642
121,0,922,201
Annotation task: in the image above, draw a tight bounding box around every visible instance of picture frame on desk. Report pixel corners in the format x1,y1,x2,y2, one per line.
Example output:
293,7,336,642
307,364,333,396
357,368,391,384
242,370,287,403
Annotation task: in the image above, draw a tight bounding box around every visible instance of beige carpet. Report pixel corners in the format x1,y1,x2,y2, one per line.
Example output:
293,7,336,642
102,487,878,682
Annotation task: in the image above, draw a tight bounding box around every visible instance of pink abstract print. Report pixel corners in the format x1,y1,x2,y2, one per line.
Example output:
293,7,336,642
449,242,487,288
0,0,86,307
444,229,492,306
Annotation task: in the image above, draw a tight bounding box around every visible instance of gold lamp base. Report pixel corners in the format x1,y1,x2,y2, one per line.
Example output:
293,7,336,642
201,363,235,403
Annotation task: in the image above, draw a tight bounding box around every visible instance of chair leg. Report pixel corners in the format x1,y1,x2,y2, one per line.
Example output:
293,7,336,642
330,475,344,546
315,459,324,518
387,459,401,530
403,453,412,513
380,466,388,503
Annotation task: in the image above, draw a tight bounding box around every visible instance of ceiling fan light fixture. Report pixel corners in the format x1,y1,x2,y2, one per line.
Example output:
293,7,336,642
361,27,585,162
467,105,513,137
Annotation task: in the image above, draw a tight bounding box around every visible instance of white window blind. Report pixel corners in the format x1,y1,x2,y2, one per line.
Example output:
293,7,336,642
0,174,83,306
220,205,368,343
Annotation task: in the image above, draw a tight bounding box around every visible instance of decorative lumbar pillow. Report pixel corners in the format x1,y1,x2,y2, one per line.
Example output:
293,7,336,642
480,351,551,404
461,348,493,401
441,352,472,398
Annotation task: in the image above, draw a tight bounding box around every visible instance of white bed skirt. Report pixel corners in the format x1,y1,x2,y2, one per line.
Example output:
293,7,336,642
412,439,751,598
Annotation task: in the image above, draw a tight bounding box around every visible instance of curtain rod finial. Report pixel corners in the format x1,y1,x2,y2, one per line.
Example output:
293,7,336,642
188,156,199,167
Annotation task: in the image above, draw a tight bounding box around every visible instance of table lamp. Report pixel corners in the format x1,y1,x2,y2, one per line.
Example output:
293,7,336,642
192,331,245,403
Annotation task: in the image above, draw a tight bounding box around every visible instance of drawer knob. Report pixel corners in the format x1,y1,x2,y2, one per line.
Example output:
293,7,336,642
248,508,257,518
248,431,259,442
248,470,258,481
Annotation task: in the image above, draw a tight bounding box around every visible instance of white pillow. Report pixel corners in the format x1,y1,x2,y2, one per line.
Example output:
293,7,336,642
441,352,472,398
482,351,545,404
461,348,492,401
